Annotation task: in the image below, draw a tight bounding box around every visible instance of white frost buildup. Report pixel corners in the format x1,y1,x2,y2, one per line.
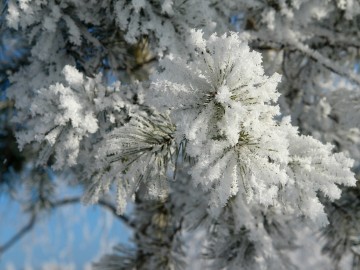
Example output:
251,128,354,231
16,65,99,169
149,30,356,227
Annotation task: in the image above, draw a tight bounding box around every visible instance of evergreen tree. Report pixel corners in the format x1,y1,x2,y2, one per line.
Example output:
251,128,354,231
2,0,360,269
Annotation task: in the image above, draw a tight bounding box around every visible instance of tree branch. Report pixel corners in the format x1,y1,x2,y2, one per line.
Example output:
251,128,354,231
0,196,133,257
50,196,133,227
291,41,360,86
249,30,360,86
0,212,36,255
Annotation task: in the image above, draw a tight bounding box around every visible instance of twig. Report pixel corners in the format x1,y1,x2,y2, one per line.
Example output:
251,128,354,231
291,41,360,86
50,196,133,227
249,30,360,86
0,212,36,255
0,196,133,257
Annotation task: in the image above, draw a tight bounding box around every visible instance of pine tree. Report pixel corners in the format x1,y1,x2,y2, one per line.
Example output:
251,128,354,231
2,0,360,269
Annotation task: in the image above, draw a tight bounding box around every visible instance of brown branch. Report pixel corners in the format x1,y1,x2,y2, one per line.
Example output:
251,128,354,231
0,197,133,257
0,212,36,255
50,196,133,227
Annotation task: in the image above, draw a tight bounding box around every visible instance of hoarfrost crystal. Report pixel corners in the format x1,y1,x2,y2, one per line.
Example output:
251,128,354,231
148,30,355,226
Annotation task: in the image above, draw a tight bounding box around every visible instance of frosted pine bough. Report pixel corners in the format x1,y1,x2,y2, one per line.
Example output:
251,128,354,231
148,31,355,226
14,65,100,170
9,27,357,266
4,0,360,268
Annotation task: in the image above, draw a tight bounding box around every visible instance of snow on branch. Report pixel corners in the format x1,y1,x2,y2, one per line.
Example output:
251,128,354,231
148,30,356,227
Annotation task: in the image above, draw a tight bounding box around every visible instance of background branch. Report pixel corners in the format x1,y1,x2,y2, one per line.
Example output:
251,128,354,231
0,212,36,256
0,196,133,257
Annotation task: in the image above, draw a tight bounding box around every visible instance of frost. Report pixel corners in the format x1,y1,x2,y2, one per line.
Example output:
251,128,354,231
6,1,20,30
4,0,360,268
148,31,355,227
13,66,126,169
84,113,176,213
132,0,146,13
62,65,84,87
113,0,220,52
63,15,82,45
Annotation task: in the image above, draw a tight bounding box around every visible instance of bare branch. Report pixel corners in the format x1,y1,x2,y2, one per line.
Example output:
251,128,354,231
0,212,36,255
50,196,133,228
291,41,360,86
303,26,360,49
0,197,133,257
250,30,360,86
